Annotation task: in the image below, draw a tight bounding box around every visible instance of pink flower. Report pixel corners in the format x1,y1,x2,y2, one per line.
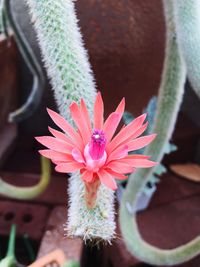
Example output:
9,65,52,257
36,93,157,191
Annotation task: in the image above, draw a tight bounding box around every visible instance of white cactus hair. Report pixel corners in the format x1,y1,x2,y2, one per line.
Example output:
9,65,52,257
66,172,115,242
26,0,96,120
26,0,116,241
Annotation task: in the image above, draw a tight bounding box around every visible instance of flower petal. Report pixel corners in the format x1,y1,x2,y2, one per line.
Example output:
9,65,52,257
130,122,148,140
55,162,84,173
107,113,147,153
127,134,156,151
103,112,121,142
35,136,73,153
72,148,85,163
94,92,104,129
47,108,83,149
80,99,92,133
118,158,157,168
70,102,91,144
81,170,94,182
98,169,117,190
115,97,125,114
39,149,73,161
106,161,134,173
107,145,128,162
104,168,128,180
126,154,150,159
48,127,74,145
103,98,125,143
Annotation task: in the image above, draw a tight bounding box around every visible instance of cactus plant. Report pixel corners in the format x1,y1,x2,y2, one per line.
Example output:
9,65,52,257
173,0,200,99
119,0,200,265
25,0,115,241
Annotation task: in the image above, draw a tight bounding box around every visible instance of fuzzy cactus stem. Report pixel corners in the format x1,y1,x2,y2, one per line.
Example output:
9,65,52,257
119,0,200,265
173,0,200,99
26,0,116,241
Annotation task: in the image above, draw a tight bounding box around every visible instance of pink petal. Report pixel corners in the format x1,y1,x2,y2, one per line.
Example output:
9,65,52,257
35,136,73,153
47,108,83,150
81,170,94,182
98,169,117,190
72,148,85,163
118,158,157,168
70,102,91,144
55,162,84,173
103,112,121,142
106,161,134,173
80,99,92,133
39,149,73,161
127,134,156,151
94,92,104,129
105,168,128,180
107,145,128,162
130,122,148,139
126,154,150,159
48,127,74,145
102,98,125,143
52,160,65,165
115,97,125,114
107,113,147,153
116,157,157,168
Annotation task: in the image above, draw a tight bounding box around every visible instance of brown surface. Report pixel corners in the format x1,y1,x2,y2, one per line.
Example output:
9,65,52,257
0,200,50,240
149,172,200,208
0,35,18,130
0,124,17,167
108,173,200,267
76,0,165,116
37,206,83,262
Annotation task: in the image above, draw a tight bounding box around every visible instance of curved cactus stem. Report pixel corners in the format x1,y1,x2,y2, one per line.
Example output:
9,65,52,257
4,0,45,123
118,1,200,265
0,157,51,200
173,0,200,99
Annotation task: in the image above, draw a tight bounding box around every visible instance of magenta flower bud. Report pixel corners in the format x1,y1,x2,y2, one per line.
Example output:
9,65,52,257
89,130,106,160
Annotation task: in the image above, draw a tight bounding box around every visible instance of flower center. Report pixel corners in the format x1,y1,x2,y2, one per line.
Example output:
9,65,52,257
89,130,106,160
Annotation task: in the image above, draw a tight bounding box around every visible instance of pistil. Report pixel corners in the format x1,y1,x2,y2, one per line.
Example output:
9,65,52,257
89,130,106,160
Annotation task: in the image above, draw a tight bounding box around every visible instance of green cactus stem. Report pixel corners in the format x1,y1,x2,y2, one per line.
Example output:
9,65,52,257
0,157,51,200
119,1,200,265
173,0,200,99
26,0,116,241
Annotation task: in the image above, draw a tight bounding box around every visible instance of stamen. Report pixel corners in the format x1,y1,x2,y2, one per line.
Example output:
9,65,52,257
89,130,106,160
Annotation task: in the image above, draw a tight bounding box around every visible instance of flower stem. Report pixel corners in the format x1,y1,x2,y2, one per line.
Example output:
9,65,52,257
84,180,100,209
